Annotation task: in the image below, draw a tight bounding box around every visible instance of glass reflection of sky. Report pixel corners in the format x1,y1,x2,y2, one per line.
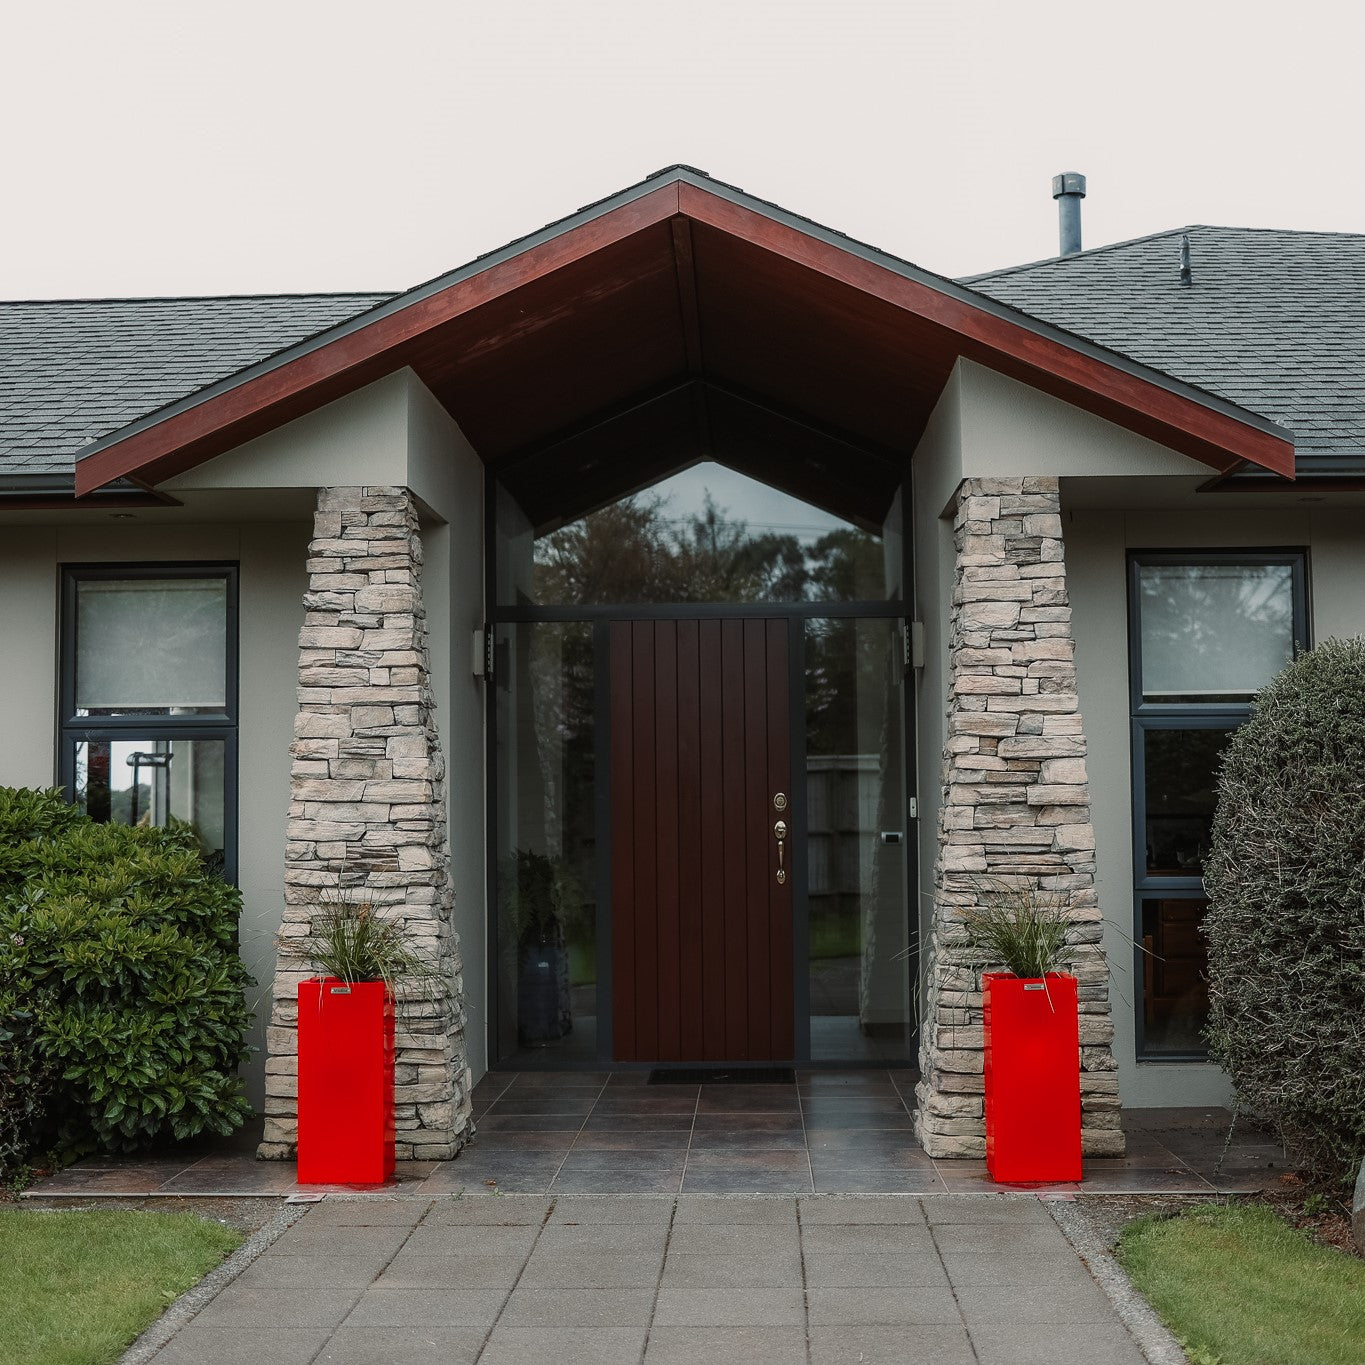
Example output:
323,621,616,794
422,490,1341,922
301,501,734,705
646,462,852,544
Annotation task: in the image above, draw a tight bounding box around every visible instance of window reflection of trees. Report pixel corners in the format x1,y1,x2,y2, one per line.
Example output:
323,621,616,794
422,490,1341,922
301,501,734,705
533,492,884,606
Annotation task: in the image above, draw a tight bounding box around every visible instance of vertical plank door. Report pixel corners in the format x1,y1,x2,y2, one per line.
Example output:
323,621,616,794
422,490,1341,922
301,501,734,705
610,618,793,1062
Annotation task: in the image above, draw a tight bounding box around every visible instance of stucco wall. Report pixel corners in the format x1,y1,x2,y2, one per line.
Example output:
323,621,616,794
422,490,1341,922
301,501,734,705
0,520,309,1109
908,356,1365,1110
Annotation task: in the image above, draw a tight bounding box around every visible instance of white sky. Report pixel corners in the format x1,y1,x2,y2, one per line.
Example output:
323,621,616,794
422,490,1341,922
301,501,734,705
4,0,1362,300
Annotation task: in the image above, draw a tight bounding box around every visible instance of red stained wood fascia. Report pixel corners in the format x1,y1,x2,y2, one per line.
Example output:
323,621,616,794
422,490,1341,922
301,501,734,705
677,185,1294,479
76,184,683,496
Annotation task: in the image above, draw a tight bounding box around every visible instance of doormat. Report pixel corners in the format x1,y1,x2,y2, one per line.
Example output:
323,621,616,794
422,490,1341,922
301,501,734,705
647,1067,796,1085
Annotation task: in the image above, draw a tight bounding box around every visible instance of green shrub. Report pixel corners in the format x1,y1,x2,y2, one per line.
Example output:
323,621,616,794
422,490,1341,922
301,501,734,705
0,787,253,1164
1203,638,1365,1183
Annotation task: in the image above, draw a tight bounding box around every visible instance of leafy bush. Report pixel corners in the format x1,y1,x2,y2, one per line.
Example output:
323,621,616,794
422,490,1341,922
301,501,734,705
1203,639,1365,1183
0,787,253,1165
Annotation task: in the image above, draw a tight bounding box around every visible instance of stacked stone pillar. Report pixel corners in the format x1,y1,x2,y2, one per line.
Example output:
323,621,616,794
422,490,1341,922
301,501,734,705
259,486,473,1162
914,476,1124,1158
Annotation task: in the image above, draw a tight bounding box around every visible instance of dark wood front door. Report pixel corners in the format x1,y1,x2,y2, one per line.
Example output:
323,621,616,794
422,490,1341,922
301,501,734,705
610,618,794,1062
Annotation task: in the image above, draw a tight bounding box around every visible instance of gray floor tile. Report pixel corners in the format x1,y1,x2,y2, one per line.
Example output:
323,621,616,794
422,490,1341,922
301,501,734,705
302,1197,433,1226
342,1286,505,1328
551,1166,684,1193
968,1322,1146,1365
268,1223,411,1257
422,1195,552,1225
152,1327,331,1364
813,1168,949,1193
518,1249,665,1287
666,1223,801,1256
809,1324,976,1364
378,1252,527,1288
232,1254,389,1289
673,1195,799,1224
931,1221,1071,1254
799,1195,927,1224
652,1286,805,1327
570,1129,692,1150
480,1326,648,1364
315,1325,485,1364
500,1285,656,1326
549,1194,677,1223
661,1250,804,1288
936,1249,1097,1288
645,1326,808,1364
807,1284,963,1325
190,1284,361,1330
680,1167,813,1194
536,1221,670,1255
801,1222,936,1253
954,1276,1117,1326
921,1195,1052,1224
803,1251,950,1288
402,1222,539,1256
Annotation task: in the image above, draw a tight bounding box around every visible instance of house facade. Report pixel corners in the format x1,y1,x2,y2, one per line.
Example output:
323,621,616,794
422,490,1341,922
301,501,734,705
2,168,1358,1163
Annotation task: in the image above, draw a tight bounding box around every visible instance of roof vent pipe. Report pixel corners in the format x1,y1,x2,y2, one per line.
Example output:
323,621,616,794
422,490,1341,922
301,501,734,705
1051,172,1087,255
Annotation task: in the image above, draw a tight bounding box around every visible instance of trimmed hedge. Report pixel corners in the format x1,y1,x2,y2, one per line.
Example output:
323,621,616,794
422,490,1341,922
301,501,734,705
1203,638,1365,1182
0,787,253,1170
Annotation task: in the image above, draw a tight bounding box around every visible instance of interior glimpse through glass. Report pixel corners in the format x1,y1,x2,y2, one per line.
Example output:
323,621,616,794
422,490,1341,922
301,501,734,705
805,618,910,1061
499,463,899,607
74,737,227,870
494,622,598,1065
1141,897,1211,1053
1142,727,1235,876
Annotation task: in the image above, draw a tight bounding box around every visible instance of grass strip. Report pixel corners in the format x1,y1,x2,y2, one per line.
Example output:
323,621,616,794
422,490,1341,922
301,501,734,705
0,1208,243,1365
1118,1201,1365,1365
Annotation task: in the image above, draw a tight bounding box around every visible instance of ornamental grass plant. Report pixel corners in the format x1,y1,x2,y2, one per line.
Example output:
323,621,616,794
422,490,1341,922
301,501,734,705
958,876,1073,980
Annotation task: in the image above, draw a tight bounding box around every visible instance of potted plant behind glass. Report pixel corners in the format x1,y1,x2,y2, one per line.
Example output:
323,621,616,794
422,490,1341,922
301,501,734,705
501,849,574,1046
962,879,1082,1184
291,892,432,1185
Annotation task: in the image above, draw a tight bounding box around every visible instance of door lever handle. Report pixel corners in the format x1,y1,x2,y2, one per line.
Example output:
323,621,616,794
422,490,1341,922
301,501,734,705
774,819,787,880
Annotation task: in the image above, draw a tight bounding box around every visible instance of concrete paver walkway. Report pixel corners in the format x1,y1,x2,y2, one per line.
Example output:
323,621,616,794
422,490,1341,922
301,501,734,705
148,1194,1146,1365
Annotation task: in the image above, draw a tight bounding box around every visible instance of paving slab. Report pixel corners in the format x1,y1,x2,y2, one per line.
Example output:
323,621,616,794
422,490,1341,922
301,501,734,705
144,1190,1154,1365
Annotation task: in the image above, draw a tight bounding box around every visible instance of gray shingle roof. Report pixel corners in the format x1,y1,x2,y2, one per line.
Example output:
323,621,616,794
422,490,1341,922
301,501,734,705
964,226,1365,468
0,293,391,478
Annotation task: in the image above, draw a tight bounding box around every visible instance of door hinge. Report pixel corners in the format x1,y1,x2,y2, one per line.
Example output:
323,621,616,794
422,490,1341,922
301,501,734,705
473,627,493,679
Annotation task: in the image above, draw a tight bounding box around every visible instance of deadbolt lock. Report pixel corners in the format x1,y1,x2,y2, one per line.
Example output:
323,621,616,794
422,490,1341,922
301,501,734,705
772,791,787,811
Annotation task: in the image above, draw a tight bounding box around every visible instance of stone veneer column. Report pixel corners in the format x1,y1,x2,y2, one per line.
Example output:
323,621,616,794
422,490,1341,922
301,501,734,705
259,486,473,1161
914,476,1124,1159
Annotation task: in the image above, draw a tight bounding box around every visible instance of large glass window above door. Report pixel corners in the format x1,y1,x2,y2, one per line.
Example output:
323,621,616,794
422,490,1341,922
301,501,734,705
497,463,901,607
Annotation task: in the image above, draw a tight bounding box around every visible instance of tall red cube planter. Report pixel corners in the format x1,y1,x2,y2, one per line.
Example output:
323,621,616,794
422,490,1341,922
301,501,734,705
297,978,395,1185
982,972,1082,1183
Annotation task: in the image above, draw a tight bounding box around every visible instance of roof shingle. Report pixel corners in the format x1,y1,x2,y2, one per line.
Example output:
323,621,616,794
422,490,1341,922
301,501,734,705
964,226,1365,466
0,293,391,477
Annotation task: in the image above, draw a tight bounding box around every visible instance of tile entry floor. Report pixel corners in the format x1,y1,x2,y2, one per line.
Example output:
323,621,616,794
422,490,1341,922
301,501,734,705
28,1069,1285,1199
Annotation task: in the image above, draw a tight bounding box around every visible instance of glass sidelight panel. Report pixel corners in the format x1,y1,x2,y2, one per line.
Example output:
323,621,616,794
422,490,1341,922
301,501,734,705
73,737,227,867
494,622,598,1063
805,618,911,1061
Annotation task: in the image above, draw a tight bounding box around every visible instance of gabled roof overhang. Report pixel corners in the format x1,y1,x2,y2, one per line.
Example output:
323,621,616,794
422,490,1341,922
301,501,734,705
74,167,1295,500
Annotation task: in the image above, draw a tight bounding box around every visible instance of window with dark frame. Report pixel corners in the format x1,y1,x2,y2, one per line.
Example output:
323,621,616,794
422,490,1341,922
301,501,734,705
1127,550,1308,1060
59,564,239,881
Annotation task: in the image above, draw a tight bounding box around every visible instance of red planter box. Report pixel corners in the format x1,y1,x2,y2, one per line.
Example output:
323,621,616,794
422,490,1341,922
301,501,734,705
982,972,1082,1183
297,978,395,1185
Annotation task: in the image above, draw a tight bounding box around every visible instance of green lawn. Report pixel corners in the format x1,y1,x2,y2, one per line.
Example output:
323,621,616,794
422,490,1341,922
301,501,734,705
0,1208,243,1365
1119,1202,1365,1365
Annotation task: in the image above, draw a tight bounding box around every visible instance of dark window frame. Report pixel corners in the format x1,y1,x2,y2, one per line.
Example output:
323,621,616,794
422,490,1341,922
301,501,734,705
58,562,240,882
1126,548,1308,1061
